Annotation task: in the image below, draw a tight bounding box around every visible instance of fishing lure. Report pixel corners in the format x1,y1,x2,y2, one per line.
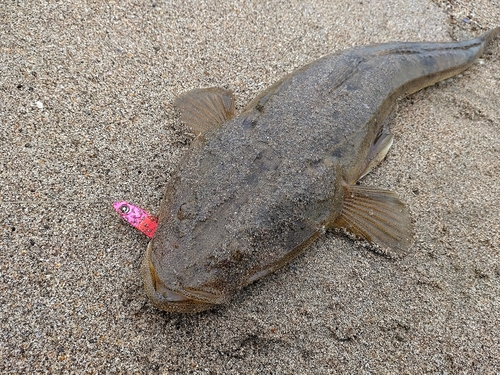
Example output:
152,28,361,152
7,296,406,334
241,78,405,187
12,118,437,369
113,201,158,238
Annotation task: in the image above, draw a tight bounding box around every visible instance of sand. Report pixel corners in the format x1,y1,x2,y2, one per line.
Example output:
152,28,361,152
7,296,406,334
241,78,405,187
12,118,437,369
1,0,499,373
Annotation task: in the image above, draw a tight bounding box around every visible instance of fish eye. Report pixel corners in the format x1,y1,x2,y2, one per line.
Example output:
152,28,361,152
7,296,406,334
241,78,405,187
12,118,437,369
120,204,130,214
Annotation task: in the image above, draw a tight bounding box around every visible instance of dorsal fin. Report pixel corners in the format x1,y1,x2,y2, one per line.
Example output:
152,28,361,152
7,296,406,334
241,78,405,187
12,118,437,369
175,87,235,135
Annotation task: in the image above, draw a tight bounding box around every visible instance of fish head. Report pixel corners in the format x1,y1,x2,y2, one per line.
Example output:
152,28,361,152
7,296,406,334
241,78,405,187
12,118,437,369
113,198,221,312
141,240,225,313
140,188,231,313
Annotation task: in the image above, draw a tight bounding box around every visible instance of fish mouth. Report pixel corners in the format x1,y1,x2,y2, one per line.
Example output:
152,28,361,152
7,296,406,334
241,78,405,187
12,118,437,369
141,242,217,313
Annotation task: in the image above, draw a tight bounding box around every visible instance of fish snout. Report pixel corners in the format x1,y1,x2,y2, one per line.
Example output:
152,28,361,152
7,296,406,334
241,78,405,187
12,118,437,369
141,242,218,313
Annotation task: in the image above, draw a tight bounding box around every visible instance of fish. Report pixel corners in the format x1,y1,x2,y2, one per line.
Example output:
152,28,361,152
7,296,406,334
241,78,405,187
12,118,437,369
134,28,499,313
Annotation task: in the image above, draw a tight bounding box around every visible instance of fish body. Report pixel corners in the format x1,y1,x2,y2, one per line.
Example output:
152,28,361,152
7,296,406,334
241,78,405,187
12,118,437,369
140,29,499,312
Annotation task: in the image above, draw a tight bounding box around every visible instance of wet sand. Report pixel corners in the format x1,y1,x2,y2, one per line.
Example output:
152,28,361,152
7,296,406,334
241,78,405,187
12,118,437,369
1,0,499,373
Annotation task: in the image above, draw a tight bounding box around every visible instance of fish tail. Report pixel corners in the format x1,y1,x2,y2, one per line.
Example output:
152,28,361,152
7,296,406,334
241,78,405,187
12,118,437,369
480,27,500,44
466,27,500,60
392,27,500,97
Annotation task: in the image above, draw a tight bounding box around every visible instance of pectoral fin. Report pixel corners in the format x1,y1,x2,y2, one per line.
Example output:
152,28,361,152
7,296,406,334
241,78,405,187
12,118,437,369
175,87,235,135
333,184,413,256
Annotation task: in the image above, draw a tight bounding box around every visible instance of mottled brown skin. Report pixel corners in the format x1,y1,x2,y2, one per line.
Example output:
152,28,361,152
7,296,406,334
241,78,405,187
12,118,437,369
143,29,499,312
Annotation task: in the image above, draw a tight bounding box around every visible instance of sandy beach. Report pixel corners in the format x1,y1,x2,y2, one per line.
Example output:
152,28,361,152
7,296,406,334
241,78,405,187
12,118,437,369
1,0,499,373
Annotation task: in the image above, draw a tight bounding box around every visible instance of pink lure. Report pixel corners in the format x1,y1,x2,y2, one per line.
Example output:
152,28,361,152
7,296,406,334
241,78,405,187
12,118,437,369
113,201,158,238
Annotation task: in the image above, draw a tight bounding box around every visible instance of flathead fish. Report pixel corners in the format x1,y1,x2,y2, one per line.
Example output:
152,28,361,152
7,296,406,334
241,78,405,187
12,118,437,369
131,29,499,312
